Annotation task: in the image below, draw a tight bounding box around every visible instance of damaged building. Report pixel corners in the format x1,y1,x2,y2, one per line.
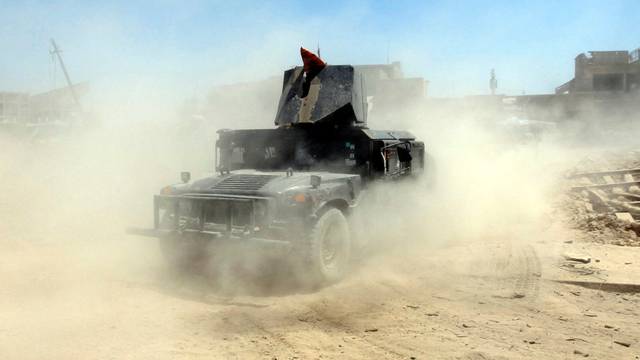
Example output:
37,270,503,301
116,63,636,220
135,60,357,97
0,83,88,126
355,61,428,102
488,47,640,122
0,92,30,124
556,48,640,94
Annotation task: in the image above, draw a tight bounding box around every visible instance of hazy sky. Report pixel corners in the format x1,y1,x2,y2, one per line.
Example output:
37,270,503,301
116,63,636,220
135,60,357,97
1,0,638,97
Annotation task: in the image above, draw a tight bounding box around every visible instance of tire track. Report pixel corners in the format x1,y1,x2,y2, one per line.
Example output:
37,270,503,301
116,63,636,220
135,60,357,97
230,312,299,358
513,244,541,300
486,242,542,300
303,303,424,359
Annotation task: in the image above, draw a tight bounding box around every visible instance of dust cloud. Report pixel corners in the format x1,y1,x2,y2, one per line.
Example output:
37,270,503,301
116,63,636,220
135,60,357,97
0,84,568,287
2,62,639,360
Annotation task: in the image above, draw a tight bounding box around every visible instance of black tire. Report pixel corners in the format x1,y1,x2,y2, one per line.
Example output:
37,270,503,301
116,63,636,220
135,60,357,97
299,208,351,285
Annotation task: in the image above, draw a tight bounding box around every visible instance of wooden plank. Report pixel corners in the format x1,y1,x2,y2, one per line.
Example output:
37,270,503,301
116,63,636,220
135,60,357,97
585,189,613,212
608,199,640,215
615,212,635,222
608,192,640,201
571,180,640,191
568,168,640,179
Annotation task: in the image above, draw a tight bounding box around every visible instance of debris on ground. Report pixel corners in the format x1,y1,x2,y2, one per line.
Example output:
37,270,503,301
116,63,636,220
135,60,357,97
613,340,631,347
563,253,592,264
558,261,598,276
564,152,640,246
573,349,589,357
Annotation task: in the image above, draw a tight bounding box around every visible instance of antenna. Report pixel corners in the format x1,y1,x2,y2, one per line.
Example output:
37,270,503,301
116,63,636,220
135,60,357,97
360,75,367,124
317,42,321,59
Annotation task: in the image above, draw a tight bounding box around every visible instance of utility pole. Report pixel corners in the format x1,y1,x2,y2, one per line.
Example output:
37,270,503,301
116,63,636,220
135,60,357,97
49,38,80,107
489,68,498,96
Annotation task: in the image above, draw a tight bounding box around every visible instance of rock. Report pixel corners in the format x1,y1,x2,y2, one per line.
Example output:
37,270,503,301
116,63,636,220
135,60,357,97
574,349,589,357
616,212,635,222
614,340,631,347
566,337,587,342
563,253,591,264
364,328,378,333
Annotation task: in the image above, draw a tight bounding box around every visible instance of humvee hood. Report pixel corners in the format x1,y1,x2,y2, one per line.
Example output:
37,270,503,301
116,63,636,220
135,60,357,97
185,170,359,196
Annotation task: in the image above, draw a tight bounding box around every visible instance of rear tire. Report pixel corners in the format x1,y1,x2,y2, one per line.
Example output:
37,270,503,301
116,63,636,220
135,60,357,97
298,208,351,285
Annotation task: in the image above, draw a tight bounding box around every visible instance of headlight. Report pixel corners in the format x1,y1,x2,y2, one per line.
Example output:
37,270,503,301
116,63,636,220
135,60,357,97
292,193,306,203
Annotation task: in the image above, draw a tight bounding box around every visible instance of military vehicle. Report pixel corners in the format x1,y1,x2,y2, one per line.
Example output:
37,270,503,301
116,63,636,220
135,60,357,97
129,48,430,285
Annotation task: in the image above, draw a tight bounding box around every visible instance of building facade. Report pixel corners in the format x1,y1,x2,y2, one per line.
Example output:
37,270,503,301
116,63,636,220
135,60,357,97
355,62,428,100
0,92,30,123
0,83,87,125
556,48,640,94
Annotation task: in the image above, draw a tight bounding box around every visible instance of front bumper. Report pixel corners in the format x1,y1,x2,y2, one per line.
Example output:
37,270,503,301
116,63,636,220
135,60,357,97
127,227,292,252
127,193,297,253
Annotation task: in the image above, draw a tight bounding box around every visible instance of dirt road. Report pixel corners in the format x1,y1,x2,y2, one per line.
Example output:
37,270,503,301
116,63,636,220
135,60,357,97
2,218,639,359
1,137,639,359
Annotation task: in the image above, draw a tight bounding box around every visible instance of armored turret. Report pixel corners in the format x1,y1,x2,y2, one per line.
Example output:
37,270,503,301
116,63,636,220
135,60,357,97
274,48,368,128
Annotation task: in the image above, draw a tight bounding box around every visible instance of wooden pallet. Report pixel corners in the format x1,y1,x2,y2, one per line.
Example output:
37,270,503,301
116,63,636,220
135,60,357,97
570,168,640,224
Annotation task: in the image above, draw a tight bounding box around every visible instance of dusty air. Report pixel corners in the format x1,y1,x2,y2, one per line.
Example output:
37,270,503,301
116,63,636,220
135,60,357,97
1,2,639,359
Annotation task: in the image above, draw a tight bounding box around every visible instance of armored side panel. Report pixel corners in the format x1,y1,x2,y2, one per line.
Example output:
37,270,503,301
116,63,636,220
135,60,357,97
274,65,368,127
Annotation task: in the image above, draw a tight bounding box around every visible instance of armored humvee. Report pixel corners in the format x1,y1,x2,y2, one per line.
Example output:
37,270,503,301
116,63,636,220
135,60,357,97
130,49,429,284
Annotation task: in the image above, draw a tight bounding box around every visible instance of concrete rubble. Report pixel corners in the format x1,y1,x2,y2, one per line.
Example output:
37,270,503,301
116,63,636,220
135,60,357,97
565,151,640,246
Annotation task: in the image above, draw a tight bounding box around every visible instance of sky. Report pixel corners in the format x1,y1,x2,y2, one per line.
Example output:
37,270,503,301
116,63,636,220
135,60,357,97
1,0,639,98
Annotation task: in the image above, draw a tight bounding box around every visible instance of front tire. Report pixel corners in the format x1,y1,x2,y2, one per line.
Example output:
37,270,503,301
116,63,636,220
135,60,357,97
299,208,351,285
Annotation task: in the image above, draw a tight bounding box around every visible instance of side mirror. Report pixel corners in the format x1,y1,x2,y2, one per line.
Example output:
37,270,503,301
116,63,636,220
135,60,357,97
181,171,191,183
310,175,321,188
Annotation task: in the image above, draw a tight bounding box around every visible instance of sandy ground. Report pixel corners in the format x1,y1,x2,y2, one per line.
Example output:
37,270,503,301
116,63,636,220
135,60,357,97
1,137,639,359
2,207,639,359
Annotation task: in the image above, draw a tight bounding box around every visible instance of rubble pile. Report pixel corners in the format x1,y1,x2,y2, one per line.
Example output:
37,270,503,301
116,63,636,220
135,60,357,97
565,151,640,246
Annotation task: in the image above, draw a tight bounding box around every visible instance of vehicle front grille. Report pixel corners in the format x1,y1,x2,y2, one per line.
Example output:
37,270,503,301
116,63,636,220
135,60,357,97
156,197,255,231
210,174,277,192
